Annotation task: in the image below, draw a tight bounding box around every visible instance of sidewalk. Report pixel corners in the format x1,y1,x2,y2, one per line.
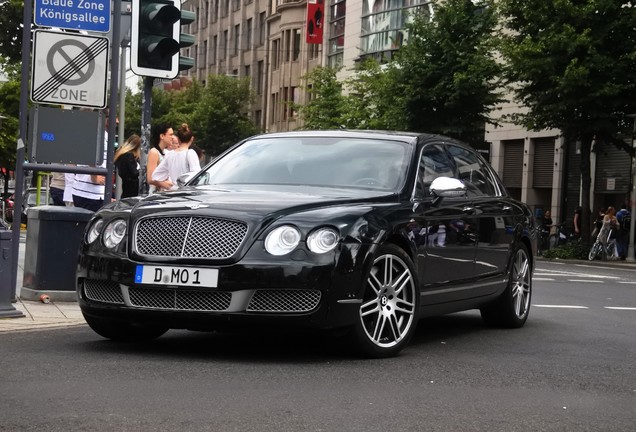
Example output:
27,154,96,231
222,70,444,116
0,232,86,333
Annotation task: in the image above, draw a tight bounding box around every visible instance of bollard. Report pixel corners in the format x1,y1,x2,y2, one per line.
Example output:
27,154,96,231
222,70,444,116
0,229,25,318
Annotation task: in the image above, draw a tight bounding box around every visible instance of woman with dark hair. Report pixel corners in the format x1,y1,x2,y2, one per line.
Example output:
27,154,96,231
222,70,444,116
152,123,201,191
147,123,173,193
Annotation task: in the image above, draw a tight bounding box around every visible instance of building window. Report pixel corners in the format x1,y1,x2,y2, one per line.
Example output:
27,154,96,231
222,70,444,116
211,0,218,23
284,29,291,62
257,60,264,94
246,18,253,50
222,0,229,17
272,38,280,70
212,35,217,65
360,0,432,60
244,65,251,82
232,0,240,12
259,12,266,46
308,43,319,60
223,30,228,58
292,28,301,61
233,24,241,56
271,92,279,124
328,0,345,68
203,39,208,67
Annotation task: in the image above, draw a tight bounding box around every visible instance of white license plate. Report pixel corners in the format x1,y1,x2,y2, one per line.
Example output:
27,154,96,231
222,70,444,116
135,265,219,288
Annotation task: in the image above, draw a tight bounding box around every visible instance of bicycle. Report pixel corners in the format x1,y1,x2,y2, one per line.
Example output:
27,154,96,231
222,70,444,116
588,224,617,261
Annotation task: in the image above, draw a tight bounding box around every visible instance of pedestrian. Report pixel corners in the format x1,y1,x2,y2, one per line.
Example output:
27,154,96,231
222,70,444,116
49,172,65,206
539,209,553,252
598,206,619,259
147,123,174,193
114,134,141,198
591,207,605,239
63,172,75,206
152,123,201,191
616,203,631,260
572,206,582,240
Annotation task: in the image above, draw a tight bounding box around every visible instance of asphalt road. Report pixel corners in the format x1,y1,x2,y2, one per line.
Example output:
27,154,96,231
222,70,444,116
1,261,635,431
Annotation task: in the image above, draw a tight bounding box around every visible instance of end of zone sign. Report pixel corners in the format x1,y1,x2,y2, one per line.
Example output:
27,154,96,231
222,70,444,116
31,30,109,108
35,0,111,33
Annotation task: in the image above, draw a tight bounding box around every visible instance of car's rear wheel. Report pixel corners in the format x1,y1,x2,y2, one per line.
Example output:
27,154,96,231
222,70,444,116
480,243,531,328
351,244,419,358
83,314,168,342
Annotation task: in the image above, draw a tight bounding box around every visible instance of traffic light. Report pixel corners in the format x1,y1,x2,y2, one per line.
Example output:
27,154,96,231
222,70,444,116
131,0,181,79
178,9,196,71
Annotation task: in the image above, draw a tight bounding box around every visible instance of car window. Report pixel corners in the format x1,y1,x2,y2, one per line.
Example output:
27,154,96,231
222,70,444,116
447,144,498,198
415,144,456,197
193,137,411,192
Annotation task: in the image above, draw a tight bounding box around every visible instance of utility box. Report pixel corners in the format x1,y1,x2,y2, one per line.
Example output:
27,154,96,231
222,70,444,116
0,228,23,317
21,206,94,302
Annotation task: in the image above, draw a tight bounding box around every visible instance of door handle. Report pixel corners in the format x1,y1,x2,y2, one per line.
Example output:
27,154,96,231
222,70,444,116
463,206,475,215
502,205,512,214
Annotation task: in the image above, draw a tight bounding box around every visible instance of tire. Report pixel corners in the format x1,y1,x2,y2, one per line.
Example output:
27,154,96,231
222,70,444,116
588,242,600,261
350,244,419,358
480,243,532,328
84,314,168,342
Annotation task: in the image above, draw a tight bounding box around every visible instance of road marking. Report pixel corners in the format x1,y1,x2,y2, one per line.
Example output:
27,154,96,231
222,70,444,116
534,305,589,309
567,279,603,283
618,281,636,285
604,307,636,310
534,277,555,281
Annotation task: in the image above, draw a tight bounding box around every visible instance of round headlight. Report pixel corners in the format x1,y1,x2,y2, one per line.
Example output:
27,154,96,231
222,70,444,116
87,219,104,244
265,225,301,256
307,228,339,254
102,219,127,249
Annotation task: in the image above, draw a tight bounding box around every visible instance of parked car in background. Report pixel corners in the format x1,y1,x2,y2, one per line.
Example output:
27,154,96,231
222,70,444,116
77,130,537,358
4,188,54,225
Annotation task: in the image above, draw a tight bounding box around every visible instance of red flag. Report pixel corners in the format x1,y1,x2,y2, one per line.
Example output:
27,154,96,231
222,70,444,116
306,0,324,44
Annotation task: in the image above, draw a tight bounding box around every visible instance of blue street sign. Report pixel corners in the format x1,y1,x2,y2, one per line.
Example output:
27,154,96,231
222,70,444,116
34,0,111,33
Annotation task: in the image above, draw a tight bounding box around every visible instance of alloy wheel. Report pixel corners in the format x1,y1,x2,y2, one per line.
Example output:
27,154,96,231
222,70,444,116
511,248,531,319
359,253,417,348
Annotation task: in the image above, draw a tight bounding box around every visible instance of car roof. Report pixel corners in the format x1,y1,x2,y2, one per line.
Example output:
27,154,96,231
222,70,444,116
250,129,429,142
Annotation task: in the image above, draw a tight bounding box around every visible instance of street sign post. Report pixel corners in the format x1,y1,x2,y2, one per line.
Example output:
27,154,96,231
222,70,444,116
34,0,111,33
31,30,109,108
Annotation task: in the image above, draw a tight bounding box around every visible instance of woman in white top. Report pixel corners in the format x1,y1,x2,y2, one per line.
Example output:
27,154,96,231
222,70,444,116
147,123,174,193
152,123,201,191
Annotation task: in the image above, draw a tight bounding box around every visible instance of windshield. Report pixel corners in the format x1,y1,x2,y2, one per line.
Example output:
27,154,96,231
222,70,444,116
192,137,411,192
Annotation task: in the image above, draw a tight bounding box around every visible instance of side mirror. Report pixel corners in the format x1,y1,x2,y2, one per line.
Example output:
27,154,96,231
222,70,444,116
429,177,466,198
176,171,197,188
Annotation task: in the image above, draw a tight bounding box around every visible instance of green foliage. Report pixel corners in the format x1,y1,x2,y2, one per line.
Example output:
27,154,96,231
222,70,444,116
124,76,259,157
0,0,24,64
542,241,590,260
498,0,636,140
392,0,503,144
296,66,348,130
297,0,503,144
0,77,20,170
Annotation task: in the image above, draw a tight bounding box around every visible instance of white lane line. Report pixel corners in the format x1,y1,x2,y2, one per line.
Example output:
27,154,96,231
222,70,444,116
534,277,555,281
604,307,636,310
534,305,589,309
567,279,603,283
618,281,636,285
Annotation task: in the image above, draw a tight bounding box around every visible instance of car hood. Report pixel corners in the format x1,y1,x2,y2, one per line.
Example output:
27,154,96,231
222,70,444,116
114,184,398,221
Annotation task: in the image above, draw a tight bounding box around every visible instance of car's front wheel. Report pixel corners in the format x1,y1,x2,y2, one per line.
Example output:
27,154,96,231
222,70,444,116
480,243,532,328
83,314,168,342
351,244,419,358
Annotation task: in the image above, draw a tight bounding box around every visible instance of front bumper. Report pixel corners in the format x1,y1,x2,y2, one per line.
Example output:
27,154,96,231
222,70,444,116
77,243,373,331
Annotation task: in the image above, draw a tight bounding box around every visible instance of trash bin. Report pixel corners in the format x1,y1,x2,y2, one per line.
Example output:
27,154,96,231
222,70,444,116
21,206,94,302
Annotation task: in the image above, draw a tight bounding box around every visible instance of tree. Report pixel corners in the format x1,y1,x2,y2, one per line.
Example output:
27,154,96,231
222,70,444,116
190,75,260,156
498,0,636,241
296,66,349,130
392,0,503,145
0,0,24,64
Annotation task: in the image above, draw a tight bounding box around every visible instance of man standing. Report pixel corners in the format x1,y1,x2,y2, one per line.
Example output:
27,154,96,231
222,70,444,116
616,204,631,260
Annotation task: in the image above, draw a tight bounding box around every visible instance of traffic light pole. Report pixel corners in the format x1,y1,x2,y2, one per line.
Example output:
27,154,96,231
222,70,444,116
138,76,154,195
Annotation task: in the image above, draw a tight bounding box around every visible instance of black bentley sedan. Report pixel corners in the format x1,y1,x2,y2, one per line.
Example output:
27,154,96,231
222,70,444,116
77,130,536,357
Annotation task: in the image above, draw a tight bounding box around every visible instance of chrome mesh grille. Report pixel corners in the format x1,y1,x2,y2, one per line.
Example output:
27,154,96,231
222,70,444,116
84,279,124,304
128,287,232,311
247,289,321,313
135,216,248,258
